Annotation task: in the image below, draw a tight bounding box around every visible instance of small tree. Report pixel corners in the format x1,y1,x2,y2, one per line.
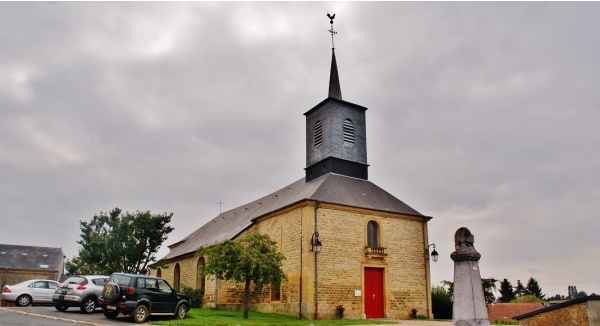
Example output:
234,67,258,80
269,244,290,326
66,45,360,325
525,277,544,299
482,278,498,304
515,280,526,297
498,279,516,303
70,207,174,275
197,233,286,319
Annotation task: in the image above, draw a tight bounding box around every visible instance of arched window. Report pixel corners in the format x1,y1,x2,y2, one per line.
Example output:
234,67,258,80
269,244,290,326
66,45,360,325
314,121,323,147
367,221,379,247
156,268,162,278
343,119,355,144
197,257,206,295
174,263,181,292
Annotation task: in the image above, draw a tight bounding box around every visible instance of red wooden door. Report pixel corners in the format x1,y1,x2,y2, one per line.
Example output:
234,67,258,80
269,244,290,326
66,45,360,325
364,267,384,318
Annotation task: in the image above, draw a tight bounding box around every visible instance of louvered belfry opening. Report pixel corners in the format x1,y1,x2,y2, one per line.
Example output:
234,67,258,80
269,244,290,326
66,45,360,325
314,121,323,147
343,118,354,144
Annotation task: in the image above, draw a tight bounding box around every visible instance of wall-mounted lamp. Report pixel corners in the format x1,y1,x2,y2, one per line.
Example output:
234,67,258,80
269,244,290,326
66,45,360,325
310,231,322,254
426,243,439,262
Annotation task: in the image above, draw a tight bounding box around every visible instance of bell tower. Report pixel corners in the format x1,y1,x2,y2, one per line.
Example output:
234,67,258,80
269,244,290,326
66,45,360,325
304,15,369,182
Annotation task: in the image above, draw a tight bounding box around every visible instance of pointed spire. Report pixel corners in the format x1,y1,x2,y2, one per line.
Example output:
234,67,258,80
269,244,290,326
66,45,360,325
328,49,342,100
326,13,342,100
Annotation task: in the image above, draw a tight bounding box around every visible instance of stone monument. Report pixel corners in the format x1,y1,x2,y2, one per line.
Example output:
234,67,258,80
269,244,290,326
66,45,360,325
450,227,490,326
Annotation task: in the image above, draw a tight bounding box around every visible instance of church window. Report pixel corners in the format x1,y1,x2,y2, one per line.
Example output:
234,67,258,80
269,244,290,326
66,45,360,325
343,119,355,144
174,263,181,292
367,221,379,247
156,268,162,278
314,121,323,147
271,282,281,301
197,257,206,294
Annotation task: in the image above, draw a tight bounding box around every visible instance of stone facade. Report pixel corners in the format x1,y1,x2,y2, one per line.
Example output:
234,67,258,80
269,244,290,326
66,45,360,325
515,296,600,326
152,200,433,320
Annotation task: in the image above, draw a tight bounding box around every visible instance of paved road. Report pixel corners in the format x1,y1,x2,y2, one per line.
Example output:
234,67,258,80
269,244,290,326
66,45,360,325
0,306,138,325
1,306,452,325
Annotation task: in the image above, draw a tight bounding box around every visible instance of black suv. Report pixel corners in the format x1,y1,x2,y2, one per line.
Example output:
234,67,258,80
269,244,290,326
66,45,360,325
99,273,190,323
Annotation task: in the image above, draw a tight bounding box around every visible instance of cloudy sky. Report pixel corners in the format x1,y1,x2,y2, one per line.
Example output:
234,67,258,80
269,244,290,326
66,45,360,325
2,2,599,298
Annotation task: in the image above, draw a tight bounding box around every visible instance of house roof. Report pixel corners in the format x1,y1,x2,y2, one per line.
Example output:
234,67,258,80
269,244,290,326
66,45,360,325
514,296,600,320
160,173,429,261
487,303,544,322
0,244,64,272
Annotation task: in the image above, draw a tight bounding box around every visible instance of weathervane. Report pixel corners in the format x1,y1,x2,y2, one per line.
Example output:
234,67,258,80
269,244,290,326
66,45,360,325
327,13,337,49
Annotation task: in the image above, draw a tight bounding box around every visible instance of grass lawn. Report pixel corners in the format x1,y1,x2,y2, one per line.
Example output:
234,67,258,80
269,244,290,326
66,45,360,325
151,308,398,326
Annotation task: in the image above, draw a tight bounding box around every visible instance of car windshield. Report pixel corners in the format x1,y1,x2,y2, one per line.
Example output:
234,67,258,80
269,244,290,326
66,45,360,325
63,276,87,285
108,275,132,287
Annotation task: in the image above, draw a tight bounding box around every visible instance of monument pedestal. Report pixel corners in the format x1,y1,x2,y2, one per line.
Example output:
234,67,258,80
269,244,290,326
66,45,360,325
451,228,490,326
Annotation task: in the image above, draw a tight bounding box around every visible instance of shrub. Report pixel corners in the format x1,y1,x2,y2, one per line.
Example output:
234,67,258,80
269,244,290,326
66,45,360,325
432,285,453,319
181,285,204,308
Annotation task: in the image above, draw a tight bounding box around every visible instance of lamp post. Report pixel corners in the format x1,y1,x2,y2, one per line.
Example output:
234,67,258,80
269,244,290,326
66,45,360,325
310,231,322,253
426,243,439,262
424,243,438,318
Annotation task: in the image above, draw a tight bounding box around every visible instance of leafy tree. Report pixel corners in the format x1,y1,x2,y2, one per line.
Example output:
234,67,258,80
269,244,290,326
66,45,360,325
482,278,498,304
197,233,286,319
442,280,454,297
515,280,526,297
498,278,516,303
69,207,174,275
431,285,453,319
525,277,544,299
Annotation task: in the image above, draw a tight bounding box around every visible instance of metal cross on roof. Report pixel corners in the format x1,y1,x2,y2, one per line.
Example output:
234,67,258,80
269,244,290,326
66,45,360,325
327,13,337,49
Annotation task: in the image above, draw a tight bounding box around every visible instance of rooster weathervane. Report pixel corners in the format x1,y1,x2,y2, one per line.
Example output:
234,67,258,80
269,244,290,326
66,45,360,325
327,13,337,49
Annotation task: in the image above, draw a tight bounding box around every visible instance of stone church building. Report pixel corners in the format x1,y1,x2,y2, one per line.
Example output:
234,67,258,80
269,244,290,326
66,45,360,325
151,34,434,320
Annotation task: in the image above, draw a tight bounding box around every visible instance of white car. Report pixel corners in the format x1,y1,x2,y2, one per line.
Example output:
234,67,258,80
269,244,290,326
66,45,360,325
1,279,60,306
52,275,109,313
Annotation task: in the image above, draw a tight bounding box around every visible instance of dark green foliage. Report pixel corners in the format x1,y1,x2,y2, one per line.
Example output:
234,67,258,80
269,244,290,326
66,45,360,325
498,278,516,303
442,280,454,296
181,285,204,308
525,277,544,299
69,207,174,275
197,233,287,319
431,285,453,319
482,278,498,304
515,280,526,297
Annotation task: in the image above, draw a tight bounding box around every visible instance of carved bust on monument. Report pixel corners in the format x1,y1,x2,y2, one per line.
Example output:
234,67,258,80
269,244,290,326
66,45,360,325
450,227,490,326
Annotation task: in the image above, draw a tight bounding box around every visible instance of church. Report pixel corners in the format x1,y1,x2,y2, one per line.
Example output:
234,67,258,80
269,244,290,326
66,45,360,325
150,19,435,320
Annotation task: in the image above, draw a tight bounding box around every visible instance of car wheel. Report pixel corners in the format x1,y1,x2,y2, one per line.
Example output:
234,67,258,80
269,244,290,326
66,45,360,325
132,305,149,323
16,295,32,307
55,304,68,311
176,304,187,319
81,296,96,313
104,310,119,319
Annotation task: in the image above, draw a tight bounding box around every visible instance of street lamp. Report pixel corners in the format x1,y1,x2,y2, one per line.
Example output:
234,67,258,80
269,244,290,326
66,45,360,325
310,231,322,253
426,243,439,262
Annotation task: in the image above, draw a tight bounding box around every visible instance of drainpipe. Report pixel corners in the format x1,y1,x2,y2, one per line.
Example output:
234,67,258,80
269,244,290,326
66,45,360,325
299,234,303,319
314,201,320,320
422,221,430,318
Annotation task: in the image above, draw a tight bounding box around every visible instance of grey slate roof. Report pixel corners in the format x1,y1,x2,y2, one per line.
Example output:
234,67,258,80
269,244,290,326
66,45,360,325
161,173,428,261
0,244,65,272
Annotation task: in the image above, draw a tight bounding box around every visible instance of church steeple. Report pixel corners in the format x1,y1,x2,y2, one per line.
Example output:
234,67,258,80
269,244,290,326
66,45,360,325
304,14,369,182
327,13,342,100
